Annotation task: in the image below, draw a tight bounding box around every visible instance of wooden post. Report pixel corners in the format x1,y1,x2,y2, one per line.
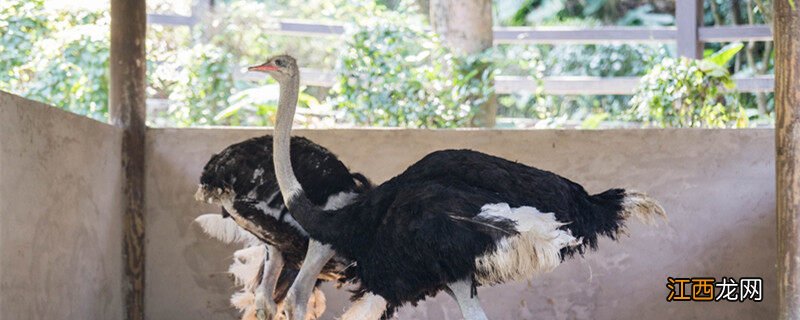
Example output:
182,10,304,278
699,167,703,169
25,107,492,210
776,1,800,319
109,0,147,319
676,0,703,59
430,0,496,127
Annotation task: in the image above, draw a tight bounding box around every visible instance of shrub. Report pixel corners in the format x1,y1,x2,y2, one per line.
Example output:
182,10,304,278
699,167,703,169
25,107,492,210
2,2,111,120
630,43,748,128
331,22,494,128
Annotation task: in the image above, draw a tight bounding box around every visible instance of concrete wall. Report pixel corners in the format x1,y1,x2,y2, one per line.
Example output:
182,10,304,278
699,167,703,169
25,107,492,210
0,92,124,319
146,127,776,320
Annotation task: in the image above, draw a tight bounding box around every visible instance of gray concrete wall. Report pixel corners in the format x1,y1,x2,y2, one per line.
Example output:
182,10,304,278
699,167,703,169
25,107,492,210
146,127,776,320
0,92,124,319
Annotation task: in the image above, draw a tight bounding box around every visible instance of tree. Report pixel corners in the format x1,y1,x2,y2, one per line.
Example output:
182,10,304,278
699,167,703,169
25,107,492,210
429,0,497,127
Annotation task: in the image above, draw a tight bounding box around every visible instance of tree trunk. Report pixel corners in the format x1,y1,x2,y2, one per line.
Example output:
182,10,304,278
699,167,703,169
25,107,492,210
430,0,496,127
416,0,430,19
775,1,800,319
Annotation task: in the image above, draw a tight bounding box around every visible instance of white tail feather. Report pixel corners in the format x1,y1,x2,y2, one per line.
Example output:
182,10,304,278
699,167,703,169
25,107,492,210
229,245,266,291
194,214,259,244
475,204,580,285
621,191,667,226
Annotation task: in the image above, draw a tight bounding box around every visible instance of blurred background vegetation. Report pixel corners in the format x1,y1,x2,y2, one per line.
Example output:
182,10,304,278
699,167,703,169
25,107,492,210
0,0,775,128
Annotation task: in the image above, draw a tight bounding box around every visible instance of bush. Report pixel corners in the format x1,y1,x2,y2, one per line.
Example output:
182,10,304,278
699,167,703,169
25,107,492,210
0,0,50,91
1,1,111,120
331,22,494,128
630,44,748,128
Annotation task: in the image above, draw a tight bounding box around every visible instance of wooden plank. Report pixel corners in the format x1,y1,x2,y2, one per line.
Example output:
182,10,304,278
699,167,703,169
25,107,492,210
144,16,774,44
496,76,773,94
496,76,640,95
699,25,773,42
274,20,344,36
675,0,703,58
240,69,774,94
775,1,800,319
493,27,676,44
147,13,195,26
110,1,147,319
735,76,775,92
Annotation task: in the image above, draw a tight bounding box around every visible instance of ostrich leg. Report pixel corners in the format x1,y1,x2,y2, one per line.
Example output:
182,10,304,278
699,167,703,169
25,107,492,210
255,245,285,320
283,240,336,320
448,279,489,320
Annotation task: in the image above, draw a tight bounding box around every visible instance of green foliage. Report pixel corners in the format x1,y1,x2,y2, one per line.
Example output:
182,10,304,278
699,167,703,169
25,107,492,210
503,0,674,26
494,43,668,127
0,2,110,120
159,44,237,126
331,22,493,128
705,42,745,68
0,0,50,91
630,44,748,128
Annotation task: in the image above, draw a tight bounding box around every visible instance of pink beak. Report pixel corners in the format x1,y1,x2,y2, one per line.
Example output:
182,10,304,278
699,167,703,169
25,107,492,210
248,63,278,72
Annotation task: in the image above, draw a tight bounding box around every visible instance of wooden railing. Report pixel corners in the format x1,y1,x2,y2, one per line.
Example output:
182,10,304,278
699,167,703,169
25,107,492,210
236,69,774,95
147,3,774,96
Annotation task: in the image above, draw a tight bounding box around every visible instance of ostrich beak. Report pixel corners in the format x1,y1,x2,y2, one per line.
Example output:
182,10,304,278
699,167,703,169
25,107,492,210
248,63,278,72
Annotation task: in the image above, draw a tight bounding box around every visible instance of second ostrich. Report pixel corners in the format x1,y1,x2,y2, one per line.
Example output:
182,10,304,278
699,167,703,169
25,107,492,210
194,135,385,319
250,54,666,320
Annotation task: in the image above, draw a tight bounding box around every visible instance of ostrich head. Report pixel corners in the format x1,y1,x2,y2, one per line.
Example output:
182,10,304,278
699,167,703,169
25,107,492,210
248,54,298,82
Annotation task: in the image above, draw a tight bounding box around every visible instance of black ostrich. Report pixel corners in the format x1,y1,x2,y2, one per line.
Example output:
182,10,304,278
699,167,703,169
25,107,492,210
194,135,386,320
249,54,666,320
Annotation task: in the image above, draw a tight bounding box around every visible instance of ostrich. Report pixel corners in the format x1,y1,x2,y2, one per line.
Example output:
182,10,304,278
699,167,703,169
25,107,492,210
249,54,666,320
194,135,387,320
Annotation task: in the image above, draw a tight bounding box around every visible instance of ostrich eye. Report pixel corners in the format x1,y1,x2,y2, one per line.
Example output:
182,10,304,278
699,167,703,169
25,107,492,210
275,59,285,67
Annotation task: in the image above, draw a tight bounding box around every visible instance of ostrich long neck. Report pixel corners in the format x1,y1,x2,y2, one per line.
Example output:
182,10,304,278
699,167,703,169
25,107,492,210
273,73,335,240
273,74,302,202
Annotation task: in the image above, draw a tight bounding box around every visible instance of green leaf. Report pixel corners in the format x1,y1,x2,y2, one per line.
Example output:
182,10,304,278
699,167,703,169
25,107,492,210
704,42,744,67
580,112,609,129
791,0,797,10
213,104,242,121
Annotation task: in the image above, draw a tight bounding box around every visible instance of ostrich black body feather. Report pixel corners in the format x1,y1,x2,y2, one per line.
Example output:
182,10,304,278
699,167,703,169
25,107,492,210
288,149,650,310
199,134,370,276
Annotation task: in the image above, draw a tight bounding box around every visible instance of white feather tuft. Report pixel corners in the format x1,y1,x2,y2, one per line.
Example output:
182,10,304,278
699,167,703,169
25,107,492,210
621,190,667,226
475,203,580,285
340,293,387,320
229,245,266,291
194,214,259,244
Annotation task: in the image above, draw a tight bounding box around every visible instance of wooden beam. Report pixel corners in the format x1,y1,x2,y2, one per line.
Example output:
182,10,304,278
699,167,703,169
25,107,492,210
699,25,773,42
274,20,345,36
241,69,775,95
775,1,800,319
147,17,774,44
147,13,195,26
495,76,640,95
493,26,676,44
676,0,703,58
110,0,147,319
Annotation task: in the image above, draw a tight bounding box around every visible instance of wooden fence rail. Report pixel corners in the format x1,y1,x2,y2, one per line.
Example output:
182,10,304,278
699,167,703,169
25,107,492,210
238,69,775,95
146,15,775,95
